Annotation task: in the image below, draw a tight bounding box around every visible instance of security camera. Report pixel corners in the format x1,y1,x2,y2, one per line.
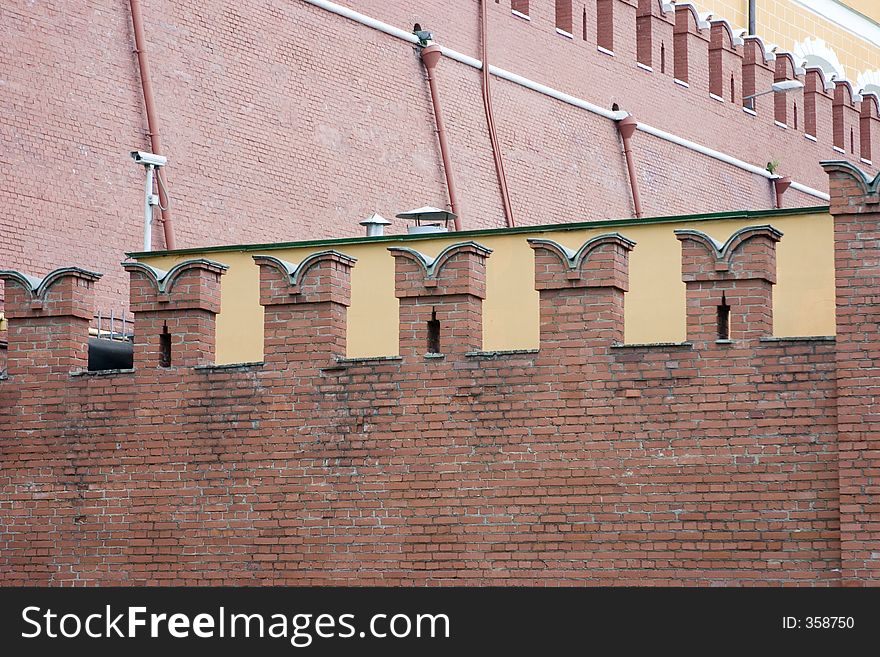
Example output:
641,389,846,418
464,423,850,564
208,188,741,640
130,150,167,167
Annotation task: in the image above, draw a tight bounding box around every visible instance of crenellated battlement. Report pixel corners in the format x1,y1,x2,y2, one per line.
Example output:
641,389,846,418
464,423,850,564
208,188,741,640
6,0,880,337
0,267,101,377
0,224,797,378
124,259,228,369
676,225,781,342
254,250,356,367
2,165,879,586
483,0,878,168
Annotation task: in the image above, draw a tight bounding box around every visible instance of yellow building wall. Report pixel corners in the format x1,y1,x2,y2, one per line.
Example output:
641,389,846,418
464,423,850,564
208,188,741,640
838,0,880,24
698,0,880,83
139,211,835,365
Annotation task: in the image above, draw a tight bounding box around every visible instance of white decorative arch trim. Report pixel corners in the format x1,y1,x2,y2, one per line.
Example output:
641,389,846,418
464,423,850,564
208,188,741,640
793,37,845,80
857,69,880,97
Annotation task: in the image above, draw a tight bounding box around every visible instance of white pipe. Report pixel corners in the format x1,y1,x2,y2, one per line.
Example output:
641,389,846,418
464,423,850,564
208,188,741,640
790,181,829,200
301,0,830,202
304,0,420,43
143,164,154,251
637,123,830,200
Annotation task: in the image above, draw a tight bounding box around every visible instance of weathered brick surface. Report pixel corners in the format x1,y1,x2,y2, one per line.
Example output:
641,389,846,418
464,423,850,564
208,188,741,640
390,242,490,357
255,251,355,366
0,205,860,585
125,260,227,368
1,0,875,319
0,268,101,377
822,160,880,585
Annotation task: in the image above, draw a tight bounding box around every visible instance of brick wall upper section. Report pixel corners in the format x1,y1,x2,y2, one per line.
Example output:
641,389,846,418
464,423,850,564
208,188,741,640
0,223,846,585
2,0,876,317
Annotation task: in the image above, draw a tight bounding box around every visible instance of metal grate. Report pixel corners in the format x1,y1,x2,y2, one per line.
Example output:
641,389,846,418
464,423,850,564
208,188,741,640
94,309,134,341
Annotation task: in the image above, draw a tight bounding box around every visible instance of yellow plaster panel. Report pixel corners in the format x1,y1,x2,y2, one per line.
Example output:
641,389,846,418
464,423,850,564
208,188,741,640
139,211,835,364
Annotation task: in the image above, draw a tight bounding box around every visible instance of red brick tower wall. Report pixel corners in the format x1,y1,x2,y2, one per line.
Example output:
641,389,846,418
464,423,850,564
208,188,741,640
1,0,876,320
823,160,880,585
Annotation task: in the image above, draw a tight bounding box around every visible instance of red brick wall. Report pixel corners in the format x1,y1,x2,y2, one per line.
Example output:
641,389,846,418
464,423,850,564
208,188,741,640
824,160,880,585
1,0,876,322
6,161,877,584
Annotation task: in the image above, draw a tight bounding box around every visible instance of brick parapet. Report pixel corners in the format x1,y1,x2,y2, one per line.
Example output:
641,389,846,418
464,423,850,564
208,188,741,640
636,0,674,73
708,20,742,104
804,67,834,141
124,259,228,369
821,159,880,584
773,51,804,129
676,225,782,342
529,234,635,348
254,251,355,367
821,160,880,214
389,242,491,358
860,93,880,163
673,3,710,90
389,242,491,299
5,0,880,323
528,233,635,291
2,164,880,583
0,267,101,377
0,323,840,585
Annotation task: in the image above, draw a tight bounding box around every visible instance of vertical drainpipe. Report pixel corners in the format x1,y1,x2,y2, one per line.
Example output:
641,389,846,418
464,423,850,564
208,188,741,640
420,45,462,230
480,0,515,227
129,0,176,250
616,115,644,219
748,0,756,35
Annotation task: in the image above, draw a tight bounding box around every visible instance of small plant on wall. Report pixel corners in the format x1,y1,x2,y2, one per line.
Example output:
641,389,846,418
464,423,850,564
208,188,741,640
766,159,791,208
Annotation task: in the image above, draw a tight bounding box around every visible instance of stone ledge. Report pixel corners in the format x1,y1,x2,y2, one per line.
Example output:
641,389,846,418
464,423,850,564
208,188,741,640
759,336,836,343
335,356,404,364
194,361,264,371
70,368,135,377
611,342,693,349
465,349,540,359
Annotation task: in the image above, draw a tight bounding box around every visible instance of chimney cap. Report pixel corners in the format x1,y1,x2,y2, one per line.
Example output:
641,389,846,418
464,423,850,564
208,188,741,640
359,212,392,226
395,206,457,226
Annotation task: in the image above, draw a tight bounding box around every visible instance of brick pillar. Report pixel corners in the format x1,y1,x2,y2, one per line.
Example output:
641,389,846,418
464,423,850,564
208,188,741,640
125,259,227,369
833,80,862,155
528,234,634,347
773,52,803,129
389,242,491,358
636,0,674,74
742,37,774,113
821,160,880,584
675,226,782,343
708,20,742,104
0,267,100,377
253,251,355,367
804,66,833,141
673,4,710,91
860,93,880,163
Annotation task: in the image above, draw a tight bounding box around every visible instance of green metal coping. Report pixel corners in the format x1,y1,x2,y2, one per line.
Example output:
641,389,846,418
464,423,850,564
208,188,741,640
127,205,829,259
